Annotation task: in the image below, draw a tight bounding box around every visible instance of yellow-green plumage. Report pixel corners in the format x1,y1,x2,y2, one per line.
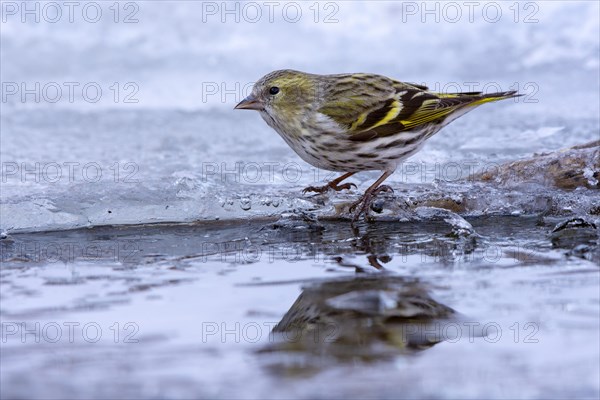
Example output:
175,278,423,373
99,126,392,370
235,69,519,220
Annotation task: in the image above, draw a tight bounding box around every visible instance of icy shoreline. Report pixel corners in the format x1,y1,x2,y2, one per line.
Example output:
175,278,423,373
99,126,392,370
2,142,597,234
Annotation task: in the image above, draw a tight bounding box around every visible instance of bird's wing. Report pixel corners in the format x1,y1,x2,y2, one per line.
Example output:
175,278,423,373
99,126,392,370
318,75,515,141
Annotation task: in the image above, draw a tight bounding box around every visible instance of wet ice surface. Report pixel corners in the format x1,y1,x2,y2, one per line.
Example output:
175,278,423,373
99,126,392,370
1,217,599,399
1,108,598,232
1,1,600,232
1,1,600,398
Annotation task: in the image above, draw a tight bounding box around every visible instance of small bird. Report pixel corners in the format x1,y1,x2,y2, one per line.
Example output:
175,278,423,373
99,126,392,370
235,70,519,221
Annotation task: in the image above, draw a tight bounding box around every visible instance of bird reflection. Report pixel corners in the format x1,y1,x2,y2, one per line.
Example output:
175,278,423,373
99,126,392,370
259,274,458,374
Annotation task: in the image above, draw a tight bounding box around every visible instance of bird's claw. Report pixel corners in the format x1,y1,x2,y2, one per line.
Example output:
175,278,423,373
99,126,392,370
374,185,394,195
302,185,325,194
335,182,357,191
302,181,357,194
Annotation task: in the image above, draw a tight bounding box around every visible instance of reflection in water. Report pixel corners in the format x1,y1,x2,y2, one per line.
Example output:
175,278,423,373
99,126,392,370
259,275,458,374
2,215,559,269
1,217,598,397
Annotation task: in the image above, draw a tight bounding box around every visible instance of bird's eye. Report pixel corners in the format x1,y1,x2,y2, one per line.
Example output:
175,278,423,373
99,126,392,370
269,86,280,95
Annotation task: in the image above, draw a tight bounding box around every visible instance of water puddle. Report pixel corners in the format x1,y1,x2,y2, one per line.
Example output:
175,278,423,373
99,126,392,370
1,216,598,398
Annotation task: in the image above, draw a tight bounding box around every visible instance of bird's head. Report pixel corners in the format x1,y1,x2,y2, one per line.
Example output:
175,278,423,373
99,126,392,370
235,70,319,122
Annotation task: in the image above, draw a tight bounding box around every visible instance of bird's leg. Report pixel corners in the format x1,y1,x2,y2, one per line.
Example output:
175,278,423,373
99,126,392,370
302,172,357,194
349,170,394,221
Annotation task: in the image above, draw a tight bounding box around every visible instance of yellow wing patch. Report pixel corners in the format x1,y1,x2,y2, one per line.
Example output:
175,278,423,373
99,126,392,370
350,112,368,131
400,99,459,129
369,99,402,129
350,99,403,131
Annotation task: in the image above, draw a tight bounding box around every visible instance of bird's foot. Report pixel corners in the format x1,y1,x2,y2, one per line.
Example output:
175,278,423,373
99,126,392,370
349,185,394,221
302,181,357,194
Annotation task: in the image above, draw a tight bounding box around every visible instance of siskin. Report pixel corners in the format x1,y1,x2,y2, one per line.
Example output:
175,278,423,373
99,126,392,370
235,70,519,221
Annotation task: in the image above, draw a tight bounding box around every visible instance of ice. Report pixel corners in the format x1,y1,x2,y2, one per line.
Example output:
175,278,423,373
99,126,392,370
0,2,600,232
272,211,324,232
550,217,599,258
2,3,600,398
0,1,599,233
413,207,475,236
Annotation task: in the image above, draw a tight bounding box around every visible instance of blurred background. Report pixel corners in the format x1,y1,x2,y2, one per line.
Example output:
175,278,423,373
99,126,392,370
1,2,599,399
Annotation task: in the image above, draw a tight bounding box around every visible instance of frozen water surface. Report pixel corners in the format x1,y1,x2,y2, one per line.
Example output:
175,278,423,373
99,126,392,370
1,1,599,399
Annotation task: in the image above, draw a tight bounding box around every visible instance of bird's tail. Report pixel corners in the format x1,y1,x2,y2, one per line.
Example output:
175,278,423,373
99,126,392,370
471,90,523,105
437,90,521,103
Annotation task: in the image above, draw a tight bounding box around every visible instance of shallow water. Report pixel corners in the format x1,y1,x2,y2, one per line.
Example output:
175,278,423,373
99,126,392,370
1,216,598,399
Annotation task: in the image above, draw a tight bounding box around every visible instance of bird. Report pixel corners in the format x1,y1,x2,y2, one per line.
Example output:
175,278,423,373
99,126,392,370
235,69,519,221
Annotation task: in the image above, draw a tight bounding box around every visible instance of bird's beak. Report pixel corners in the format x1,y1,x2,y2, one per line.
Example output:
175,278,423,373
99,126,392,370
234,94,263,110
